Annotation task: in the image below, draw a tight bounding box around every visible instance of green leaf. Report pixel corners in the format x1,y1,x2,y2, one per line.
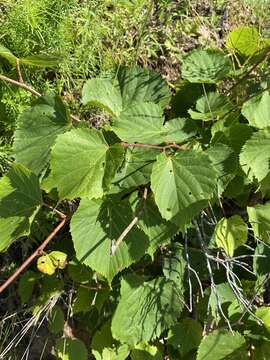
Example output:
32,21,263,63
163,243,186,290
17,270,40,304
82,78,123,116
0,164,42,251
67,261,92,284
131,194,180,256
45,128,123,199
163,118,197,143
171,81,203,117
49,251,67,269
72,287,93,314
111,148,158,192
55,338,88,360
253,243,270,286
21,54,61,67
253,342,270,359
13,95,71,175
189,93,232,121
112,102,165,144
92,321,114,355
48,305,64,334
206,143,237,195
240,129,270,183
93,345,130,360
70,198,149,283
151,151,217,223
0,44,18,64
209,283,236,318
248,202,270,243
168,318,202,356
131,343,162,360
242,92,270,129
256,307,270,333
111,275,183,346
181,48,231,83
214,215,248,257
82,66,171,116
226,26,262,57
196,330,247,360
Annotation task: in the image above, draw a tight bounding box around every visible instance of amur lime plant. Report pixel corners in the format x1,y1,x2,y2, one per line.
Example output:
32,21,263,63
2,25,270,359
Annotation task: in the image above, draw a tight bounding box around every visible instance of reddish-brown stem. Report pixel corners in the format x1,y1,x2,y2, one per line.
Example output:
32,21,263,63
121,142,183,151
0,216,67,295
0,74,80,123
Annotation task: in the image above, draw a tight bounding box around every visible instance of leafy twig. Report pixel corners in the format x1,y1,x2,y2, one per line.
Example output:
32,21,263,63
0,74,80,123
0,215,67,295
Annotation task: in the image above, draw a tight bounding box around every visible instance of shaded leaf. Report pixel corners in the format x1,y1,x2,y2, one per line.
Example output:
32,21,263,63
55,338,88,360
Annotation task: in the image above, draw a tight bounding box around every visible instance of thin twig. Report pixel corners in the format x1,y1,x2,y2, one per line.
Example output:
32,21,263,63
0,216,67,295
121,142,183,151
16,59,24,83
111,188,148,255
227,46,270,94
0,74,80,123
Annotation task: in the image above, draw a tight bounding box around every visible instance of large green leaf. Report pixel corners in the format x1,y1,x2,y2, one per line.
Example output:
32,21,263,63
55,338,88,360
242,92,270,129
163,243,186,290
196,330,248,360
240,129,270,183
151,151,217,223
248,202,270,243
168,318,202,356
13,95,71,175
181,48,231,83
82,66,171,116
213,215,248,257
132,194,180,256
111,148,158,192
111,275,183,346
70,198,149,283
226,26,263,58
0,164,42,251
44,128,123,199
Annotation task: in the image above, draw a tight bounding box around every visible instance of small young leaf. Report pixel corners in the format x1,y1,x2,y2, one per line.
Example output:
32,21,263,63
49,251,68,269
214,215,248,257
227,26,262,58
37,255,56,275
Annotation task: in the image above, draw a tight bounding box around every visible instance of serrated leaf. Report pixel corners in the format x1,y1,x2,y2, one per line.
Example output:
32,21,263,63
70,198,149,283
214,215,248,257
163,117,197,143
55,338,88,360
0,44,18,64
82,66,171,117
248,203,270,243
45,128,123,199
256,307,270,333
240,130,270,183
131,194,180,256
206,143,237,195
0,164,42,251
242,92,270,129
189,92,232,121
111,148,158,192
82,78,123,116
111,275,183,346
13,95,71,174
168,318,202,356
112,102,165,144
151,151,217,223
181,48,231,83
226,26,262,57
196,330,247,360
